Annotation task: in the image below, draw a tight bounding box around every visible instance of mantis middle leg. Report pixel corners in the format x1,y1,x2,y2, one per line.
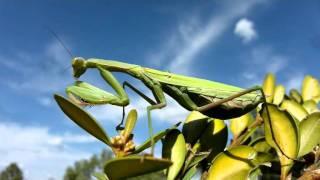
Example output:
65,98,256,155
123,80,167,155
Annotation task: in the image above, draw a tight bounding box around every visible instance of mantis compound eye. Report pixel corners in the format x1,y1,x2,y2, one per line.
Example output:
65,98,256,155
72,57,87,78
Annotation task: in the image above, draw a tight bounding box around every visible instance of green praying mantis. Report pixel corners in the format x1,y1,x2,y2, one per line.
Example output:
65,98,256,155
65,57,268,155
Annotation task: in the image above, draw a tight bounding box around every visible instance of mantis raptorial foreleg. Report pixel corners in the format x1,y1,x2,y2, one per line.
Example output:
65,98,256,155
66,66,129,106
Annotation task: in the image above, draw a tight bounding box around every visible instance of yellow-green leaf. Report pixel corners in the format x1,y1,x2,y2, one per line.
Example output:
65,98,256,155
207,146,257,180
182,165,197,180
249,137,271,153
134,122,181,154
162,129,186,180
278,152,294,179
298,112,320,157
261,103,299,159
280,99,308,122
230,113,253,138
199,119,228,162
54,94,111,145
262,73,276,103
302,75,320,102
182,111,209,145
273,85,285,105
303,100,319,114
289,89,302,104
104,156,172,179
123,109,138,138
92,172,109,180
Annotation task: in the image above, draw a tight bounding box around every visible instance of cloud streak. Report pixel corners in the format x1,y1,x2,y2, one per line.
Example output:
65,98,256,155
148,0,264,75
241,46,289,86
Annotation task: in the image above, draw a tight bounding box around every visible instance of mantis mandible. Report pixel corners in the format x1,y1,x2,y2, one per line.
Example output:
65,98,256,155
67,57,265,154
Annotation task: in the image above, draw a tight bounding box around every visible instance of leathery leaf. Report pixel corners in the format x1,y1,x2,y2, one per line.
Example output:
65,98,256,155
302,75,319,102
298,112,320,157
230,113,253,138
162,129,187,180
123,109,138,138
261,103,299,159
134,122,181,154
207,145,257,180
303,100,319,114
54,94,111,146
273,85,285,105
199,119,228,163
104,155,172,179
182,111,210,145
262,73,276,103
280,99,308,122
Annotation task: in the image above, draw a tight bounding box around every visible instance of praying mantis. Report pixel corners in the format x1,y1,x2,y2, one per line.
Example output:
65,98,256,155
66,57,267,155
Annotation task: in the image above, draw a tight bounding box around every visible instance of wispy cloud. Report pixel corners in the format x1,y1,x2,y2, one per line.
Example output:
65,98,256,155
0,40,72,95
234,18,257,43
241,46,289,86
147,0,264,75
0,122,97,180
284,73,304,91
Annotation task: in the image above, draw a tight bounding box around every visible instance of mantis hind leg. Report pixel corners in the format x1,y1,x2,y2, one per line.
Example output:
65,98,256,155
197,86,263,112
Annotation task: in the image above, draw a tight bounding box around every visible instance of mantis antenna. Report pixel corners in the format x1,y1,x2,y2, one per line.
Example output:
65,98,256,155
44,26,73,74
45,27,74,58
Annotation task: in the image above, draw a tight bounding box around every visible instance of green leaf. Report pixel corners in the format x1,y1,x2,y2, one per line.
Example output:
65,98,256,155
92,172,109,180
182,111,209,145
261,103,299,159
298,112,320,157
123,109,138,138
280,99,308,122
249,137,271,153
162,129,187,180
182,165,198,180
230,113,253,138
199,119,228,163
289,89,302,104
303,100,319,114
302,75,320,102
104,156,172,179
207,146,257,180
262,73,276,103
186,152,209,170
54,94,111,145
273,85,285,105
133,122,181,154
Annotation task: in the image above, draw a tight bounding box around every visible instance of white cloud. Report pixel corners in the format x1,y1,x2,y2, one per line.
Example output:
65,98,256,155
234,18,257,43
0,122,97,180
147,0,264,75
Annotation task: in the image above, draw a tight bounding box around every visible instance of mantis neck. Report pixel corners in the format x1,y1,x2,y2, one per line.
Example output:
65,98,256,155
85,59,144,78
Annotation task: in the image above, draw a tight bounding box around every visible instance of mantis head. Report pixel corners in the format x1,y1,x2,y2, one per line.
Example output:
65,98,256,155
72,57,87,78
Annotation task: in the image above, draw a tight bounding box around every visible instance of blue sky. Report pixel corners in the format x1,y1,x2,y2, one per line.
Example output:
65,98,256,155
0,1,319,179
